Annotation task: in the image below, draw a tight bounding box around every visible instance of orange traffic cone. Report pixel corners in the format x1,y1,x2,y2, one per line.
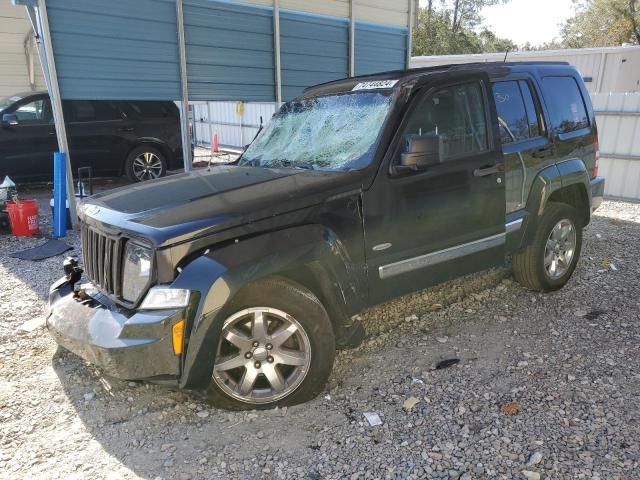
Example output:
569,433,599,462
212,129,219,153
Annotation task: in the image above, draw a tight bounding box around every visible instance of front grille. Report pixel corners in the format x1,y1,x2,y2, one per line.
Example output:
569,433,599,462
80,225,123,297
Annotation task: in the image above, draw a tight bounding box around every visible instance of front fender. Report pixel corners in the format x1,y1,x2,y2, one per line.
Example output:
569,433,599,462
173,224,364,389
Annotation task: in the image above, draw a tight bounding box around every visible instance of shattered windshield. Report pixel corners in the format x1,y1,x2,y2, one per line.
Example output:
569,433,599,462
239,92,393,171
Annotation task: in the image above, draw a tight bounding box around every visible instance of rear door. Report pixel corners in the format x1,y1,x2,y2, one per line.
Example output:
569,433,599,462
63,100,127,176
0,95,56,181
363,73,506,302
491,78,554,217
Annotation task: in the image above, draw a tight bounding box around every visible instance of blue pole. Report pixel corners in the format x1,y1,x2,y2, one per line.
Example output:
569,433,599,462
53,151,66,238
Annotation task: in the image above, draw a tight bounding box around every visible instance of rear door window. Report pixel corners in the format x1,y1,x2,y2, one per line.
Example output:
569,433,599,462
492,80,541,144
64,101,122,122
541,76,589,134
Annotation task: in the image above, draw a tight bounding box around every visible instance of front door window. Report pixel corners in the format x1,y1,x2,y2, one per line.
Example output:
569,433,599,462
402,82,489,161
14,98,52,124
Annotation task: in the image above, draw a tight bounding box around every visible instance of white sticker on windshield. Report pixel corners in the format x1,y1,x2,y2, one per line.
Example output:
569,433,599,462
352,80,398,91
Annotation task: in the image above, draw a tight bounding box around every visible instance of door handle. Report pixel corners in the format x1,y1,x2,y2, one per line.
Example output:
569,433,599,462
473,164,502,177
48,130,56,135
532,146,553,158
118,126,134,132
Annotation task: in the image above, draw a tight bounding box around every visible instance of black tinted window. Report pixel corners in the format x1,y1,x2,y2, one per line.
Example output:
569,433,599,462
125,101,171,119
493,81,528,144
519,80,540,138
493,81,541,143
64,101,122,122
405,82,488,160
542,76,589,134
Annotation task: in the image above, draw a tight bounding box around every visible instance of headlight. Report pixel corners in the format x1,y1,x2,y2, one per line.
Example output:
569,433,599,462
140,286,190,310
121,242,152,302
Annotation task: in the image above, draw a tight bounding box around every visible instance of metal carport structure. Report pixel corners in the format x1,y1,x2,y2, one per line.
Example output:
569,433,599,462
10,0,416,225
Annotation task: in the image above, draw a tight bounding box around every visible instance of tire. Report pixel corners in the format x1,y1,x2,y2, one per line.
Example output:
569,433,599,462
124,145,167,182
206,276,336,410
512,202,583,292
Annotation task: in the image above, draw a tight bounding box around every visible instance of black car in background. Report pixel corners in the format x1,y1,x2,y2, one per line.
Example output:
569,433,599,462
0,92,183,183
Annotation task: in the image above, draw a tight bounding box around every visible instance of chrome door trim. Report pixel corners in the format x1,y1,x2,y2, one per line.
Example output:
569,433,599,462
378,232,505,280
505,218,523,234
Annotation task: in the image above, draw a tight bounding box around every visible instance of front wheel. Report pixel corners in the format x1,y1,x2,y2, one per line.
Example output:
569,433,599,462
206,277,336,410
125,145,167,182
512,202,583,292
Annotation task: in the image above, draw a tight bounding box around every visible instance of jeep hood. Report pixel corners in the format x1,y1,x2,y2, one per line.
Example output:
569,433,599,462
78,166,361,246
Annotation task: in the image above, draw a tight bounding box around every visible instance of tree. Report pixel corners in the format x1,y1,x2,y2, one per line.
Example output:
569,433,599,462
412,0,516,56
561,0,640,47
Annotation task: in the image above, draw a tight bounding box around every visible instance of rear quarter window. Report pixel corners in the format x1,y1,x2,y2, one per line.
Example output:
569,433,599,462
541,76,589,135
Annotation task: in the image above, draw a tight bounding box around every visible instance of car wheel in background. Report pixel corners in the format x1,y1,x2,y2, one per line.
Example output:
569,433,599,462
206,276,336,410
125,145,167,182
512,202,583,292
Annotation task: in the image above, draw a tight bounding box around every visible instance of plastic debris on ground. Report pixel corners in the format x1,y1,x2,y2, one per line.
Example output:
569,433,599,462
435,358,460,370
363,412,383,426
402,397,420,410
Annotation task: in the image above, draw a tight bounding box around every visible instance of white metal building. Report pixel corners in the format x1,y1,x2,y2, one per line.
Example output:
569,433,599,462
0,0,44,97
411,46,640,94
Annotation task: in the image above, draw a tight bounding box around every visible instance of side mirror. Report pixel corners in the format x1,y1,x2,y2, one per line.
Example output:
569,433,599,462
1,113,18,126
398,133,443,171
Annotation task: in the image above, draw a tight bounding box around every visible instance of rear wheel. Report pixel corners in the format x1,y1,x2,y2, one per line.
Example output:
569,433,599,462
125,145,167,182
512,202,583,291
206,277,335,410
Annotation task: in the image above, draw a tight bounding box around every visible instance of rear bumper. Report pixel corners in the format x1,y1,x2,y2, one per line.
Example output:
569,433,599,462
591,176,605,211
47,279,183,381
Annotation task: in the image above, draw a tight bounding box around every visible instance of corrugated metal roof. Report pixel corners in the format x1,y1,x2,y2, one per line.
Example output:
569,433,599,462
184,0,275,101
39,0,409,102
47,0,181,100
280,9,348,101
356,22,407,76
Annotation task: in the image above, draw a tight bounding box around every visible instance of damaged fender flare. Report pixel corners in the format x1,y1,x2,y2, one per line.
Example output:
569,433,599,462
174,224,364,389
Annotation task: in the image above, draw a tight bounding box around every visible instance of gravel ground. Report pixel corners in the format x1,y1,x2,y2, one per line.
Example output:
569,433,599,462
0,196,639,480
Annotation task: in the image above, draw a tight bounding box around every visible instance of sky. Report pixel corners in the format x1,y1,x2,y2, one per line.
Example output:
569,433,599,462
419,0,576,46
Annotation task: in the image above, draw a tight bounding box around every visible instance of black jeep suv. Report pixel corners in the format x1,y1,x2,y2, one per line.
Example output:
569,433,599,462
47,62,605,409
0,92,183,183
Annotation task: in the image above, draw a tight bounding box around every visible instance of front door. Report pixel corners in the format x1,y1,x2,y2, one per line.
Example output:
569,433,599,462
63,100,127,176
363,74,506,303
0,95,57,181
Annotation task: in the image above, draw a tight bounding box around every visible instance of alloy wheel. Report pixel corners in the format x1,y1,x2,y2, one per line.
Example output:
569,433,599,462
543,218,576,279
132,152,163,181
212,307,311,404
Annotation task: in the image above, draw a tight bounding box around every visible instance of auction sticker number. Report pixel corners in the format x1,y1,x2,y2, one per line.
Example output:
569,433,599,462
352,80,399,91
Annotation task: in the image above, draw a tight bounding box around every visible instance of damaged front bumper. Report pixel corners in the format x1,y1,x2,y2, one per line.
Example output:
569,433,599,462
47,277,185,382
